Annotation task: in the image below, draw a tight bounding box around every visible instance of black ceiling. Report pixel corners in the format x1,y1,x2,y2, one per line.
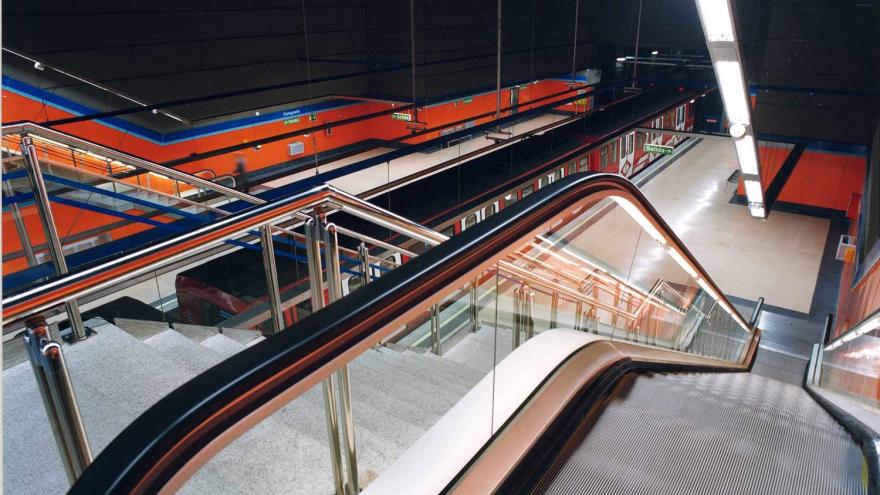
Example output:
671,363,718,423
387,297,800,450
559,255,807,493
3,0,878,144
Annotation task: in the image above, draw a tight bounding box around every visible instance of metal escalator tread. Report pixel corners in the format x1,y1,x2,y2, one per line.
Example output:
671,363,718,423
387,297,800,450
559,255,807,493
538,372,865,495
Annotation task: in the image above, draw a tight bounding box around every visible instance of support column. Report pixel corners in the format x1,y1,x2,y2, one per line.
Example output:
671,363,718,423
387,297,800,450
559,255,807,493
323,223,359,495
23,316,92,484
20,135,87,341
260,225,284,335
304,215,344,495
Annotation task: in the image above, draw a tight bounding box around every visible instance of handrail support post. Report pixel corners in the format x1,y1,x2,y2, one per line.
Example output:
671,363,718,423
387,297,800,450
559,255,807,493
20,134,88,341
23,316,92,484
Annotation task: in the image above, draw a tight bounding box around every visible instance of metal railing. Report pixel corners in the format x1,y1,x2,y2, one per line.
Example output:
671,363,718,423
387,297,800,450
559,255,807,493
47,173,757,495
3,179,446,495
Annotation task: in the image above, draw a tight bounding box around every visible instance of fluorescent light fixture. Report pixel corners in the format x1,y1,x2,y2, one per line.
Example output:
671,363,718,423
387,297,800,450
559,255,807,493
748,204,766,218
696,0,736,42
610,196,667,245
733,135,759,175
616,57,627,62
743,179,763,203
651,50,659,55
667,247,698,278
715,60,750,124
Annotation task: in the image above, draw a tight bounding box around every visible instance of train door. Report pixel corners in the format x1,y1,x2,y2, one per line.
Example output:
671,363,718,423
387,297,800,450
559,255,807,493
618,131,636,177
509,87,520,115
459,200,500,232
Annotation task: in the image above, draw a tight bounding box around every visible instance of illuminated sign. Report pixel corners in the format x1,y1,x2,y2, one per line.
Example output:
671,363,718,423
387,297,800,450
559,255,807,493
644,144,674,155
392,112,413,122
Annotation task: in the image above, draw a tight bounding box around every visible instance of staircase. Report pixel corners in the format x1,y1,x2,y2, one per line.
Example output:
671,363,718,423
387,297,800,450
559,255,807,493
3,319,496,494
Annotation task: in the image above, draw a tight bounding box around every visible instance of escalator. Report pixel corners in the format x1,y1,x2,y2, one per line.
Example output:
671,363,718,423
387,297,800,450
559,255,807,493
2,173,875,494
503,372,864,494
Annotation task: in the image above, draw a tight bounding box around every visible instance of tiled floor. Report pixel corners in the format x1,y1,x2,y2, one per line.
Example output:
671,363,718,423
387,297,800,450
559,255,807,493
639,138,830,314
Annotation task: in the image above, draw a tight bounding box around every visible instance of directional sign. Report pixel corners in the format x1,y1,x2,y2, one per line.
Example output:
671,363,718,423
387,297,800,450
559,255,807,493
644,143,674,155
392,112,413,122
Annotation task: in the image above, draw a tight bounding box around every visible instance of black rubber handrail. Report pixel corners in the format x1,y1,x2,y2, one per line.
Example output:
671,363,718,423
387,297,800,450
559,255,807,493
69,173,755,494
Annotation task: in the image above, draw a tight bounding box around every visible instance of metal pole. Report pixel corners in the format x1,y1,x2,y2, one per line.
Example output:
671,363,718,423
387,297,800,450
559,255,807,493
495,0,502,121
574,301,583,331
410,0,418,123
23,317,92,484
322,222,359,495
632,0,643,80
469,279,479,332
525,289,535,340
431,304,441,355
357,243,370,286
260,225,284,335
748,296,764,328
2,178,38,266
512,287,522,349
321,379,345,495
571,0,580,83
304,215,345,495
550,291,559,329
20,134,87,341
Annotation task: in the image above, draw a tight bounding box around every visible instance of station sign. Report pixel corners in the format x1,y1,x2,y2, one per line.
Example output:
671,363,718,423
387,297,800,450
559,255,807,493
283,117,300,125
309,113,318,122
392,112,413,122
463,97,474,104
644,143,674,155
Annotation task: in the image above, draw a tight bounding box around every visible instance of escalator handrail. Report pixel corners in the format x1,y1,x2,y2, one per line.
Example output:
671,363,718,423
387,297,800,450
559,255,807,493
1,183,445,328
2,122,265,205
66,173,755,494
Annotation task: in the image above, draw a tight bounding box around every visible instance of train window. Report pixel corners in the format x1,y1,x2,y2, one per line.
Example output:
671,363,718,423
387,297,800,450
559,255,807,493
579,157,589,171
637,132,643,148
554,169,563,181
505,193,517,206
538,176,547,188
600,148,608,169
568,162,577,175
618,139,624,160
464,214,478,230
441,225,454,237
627,134,634,154
522,185,534,197
483,204,496,218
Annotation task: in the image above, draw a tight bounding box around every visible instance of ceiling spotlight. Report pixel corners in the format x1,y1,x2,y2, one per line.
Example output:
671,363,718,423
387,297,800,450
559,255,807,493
33,61,45,71
651,50,659,55
151,109,158,115
616,57,626,62
690,99,696,104
255,111,261,116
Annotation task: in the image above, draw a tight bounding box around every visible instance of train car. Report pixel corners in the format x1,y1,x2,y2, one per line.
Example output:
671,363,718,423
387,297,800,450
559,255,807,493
175,94,697,330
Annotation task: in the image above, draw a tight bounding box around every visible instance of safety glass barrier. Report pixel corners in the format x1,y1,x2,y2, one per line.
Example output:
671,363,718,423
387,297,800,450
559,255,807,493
818,314,880,410
1,126,263,295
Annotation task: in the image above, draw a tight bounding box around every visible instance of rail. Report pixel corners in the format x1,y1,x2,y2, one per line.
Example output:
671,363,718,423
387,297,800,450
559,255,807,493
61,173,755,494
2,183,444,330
1,122,264,205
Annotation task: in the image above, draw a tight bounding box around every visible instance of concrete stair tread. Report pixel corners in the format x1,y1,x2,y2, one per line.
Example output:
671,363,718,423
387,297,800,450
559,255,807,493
374,348,475,397
3,318,197,495
201,333,247,358
351,351,459,411
402,349,486,385
115,317,171,340
172,323,220,343
145,329,226,374
441,332,496,374
220,327,264,347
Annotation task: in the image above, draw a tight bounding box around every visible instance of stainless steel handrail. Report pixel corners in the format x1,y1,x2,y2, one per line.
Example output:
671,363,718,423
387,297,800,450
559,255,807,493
64,173,756,495
2,122,264,205
2,184,446,329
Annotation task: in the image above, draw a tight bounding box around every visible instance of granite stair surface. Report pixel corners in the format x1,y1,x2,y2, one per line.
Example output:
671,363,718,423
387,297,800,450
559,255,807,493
3,316,495,494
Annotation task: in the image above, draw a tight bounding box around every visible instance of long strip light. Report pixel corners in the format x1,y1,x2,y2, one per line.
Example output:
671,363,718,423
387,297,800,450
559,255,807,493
826,315,880,351
694,0,765,218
